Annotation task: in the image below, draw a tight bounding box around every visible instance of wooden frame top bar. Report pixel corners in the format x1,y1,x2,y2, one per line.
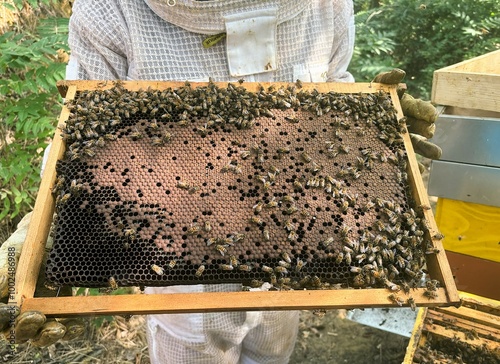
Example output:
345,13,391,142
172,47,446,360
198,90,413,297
12,81,459,316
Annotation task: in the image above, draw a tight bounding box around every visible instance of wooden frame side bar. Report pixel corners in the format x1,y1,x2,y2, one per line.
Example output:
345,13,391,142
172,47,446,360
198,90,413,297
390,86,459,305
11,86,76,307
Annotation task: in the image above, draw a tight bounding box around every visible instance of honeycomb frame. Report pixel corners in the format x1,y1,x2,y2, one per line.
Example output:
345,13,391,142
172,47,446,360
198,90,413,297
12,81,459,317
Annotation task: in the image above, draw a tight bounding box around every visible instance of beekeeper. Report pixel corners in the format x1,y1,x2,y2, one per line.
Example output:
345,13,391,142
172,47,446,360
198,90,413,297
0,1,439,363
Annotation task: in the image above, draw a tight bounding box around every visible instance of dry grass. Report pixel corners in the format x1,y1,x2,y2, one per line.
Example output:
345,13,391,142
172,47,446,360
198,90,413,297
1,315,150,363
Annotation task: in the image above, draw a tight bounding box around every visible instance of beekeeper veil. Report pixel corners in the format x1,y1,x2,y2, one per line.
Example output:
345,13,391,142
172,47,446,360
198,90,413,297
143,0,310,77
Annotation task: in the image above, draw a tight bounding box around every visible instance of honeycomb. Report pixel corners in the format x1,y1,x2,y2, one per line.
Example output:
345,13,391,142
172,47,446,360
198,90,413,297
46,81,429,290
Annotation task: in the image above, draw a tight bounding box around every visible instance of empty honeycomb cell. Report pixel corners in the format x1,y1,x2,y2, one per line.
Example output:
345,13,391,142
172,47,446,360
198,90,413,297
46,82,428,290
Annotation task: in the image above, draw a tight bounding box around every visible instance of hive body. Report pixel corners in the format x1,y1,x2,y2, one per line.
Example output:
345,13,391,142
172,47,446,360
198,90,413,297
46,82,428,290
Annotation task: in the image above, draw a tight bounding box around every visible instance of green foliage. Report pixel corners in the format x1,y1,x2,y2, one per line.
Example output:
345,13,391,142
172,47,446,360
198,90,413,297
0,16,69,223
351,0,500,99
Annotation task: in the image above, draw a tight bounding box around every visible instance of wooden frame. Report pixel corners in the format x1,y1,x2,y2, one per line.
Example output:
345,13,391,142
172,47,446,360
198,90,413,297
403,292,500,363
12,81,459,317
432,49,500,113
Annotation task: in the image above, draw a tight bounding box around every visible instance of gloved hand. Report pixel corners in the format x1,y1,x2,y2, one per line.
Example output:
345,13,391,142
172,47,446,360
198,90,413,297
373,69,442,171
0,212,86,347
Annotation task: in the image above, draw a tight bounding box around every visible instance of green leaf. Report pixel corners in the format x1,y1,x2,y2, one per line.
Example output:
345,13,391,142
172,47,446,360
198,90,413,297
0,199,11,221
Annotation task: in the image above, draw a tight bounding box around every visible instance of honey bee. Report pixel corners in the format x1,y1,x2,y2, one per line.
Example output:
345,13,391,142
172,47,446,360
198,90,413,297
388,294,405,306
339,224,351,237
274,266,288,275
180,182,196,192
268,165,280,175
407,297,416,311
148,120,159,130
295,258,306,272
433,232,445,240
261,265,274,273
293,180,304,191
338,144,350,154
300,152,312,163
195,265,206,277
104,133,117,141
187,224,201,235
277,147,290,155
335,252,344,264
96,137,106,147
256,152,265,164
249,216,263,226
240,150,251,159
70,179,83,195
83,147,96,158
206,237,217,246
423,290,438,300
253,201,264,213
176,181,190,190
197,125,208,136
311,275,321,287
230,233,245,243
204,221,212,233
425,279,440,291
219,264,234,271
108,277,118,290
288,231,298,241
322,237,334,247
285,206,298,215
345,252,352,265
340,200,349,213
299,209,310,218
281,251,292,264
238,264,252,272
284,116,299,123
350,266,362,273
262,228,270,241
124,228,136,241
151,264,164,276
130,127,143,140
229,255,239,267
215,244,227,256
284,219,295,231
418,204,431,211
265,197,278,208
162,131,173,143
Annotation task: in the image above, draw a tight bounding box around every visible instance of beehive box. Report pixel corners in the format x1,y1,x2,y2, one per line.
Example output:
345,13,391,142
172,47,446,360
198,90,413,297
12,81,459,317
404,292,500,363
431,49,500,113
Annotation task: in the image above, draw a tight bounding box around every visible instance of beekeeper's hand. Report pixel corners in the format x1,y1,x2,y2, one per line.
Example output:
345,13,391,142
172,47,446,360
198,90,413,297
373,69,442,170
0,212,85,347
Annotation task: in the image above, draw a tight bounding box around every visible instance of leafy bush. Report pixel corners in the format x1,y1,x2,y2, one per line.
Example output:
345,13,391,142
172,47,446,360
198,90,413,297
351,0,500,98
0,13,69,228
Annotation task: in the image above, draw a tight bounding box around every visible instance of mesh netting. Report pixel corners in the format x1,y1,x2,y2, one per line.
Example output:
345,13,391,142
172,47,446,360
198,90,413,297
46,82,428,290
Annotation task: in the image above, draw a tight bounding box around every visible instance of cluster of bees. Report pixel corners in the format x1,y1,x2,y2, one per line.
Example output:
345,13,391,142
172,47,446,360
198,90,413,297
414,331,499,364
46,80,441,297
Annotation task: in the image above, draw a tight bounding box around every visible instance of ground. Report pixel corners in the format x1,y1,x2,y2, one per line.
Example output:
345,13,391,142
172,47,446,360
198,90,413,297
1,309,409,364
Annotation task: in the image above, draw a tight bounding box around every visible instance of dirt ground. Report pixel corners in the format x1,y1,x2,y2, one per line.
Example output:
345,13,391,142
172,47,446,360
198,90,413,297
1,308,409,364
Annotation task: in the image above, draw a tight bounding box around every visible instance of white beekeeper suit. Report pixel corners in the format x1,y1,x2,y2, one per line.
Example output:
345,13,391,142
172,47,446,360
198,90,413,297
65,0,355,362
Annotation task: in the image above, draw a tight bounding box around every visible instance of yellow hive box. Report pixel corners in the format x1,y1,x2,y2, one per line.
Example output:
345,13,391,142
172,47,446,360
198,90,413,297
436,198,500,263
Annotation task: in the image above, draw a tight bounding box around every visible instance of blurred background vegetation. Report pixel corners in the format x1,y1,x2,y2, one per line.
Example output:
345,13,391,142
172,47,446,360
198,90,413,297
1,0,499,240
